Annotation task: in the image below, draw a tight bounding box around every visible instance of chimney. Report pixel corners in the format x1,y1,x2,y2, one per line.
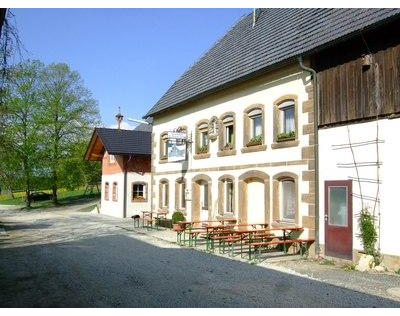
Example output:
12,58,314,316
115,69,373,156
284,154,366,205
115,107,123,130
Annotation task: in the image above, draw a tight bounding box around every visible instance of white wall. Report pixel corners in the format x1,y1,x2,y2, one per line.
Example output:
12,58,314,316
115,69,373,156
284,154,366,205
151,65,314,238
318,117,400,257
101,173,125,218
100,172,151,218
126,172,152,218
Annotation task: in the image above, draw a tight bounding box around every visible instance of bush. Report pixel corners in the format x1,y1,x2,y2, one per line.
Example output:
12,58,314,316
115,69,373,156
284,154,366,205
172,211,185,224
358,208,378,257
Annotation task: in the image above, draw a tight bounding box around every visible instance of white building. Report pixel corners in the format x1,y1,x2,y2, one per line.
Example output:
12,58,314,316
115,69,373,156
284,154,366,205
84,122,152,218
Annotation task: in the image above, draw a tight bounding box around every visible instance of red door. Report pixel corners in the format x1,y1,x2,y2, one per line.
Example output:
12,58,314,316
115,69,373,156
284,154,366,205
325,180,353,260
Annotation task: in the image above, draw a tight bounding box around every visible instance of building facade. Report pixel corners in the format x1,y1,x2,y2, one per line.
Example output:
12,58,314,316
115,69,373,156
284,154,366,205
85,126,152,218
150,64,316,241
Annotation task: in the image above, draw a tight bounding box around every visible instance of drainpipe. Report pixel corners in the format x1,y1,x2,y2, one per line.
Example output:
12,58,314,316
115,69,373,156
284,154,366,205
298,56,321,257
123,154,133,218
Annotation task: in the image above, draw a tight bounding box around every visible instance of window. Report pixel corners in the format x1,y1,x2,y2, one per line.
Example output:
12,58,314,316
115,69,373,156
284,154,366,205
175,178,186,211
159,179,169,209
112,182,118,202
328,186,348,227
200,181,209,210
243,105,264,149
180,182,186,209
104,182,109,201
160,132,168,160
273,96,298,144
224,179,234,214
219,114,235,152
279,100,295,134
109,154,116,164
195,121,209,155
132,182,147,202
281,179,295,221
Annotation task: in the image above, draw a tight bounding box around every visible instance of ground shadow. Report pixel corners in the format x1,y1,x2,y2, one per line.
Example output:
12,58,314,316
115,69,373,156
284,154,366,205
0,234,399,308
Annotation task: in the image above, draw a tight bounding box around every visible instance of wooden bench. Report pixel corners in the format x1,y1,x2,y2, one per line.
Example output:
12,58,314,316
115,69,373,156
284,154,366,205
250,238,315,260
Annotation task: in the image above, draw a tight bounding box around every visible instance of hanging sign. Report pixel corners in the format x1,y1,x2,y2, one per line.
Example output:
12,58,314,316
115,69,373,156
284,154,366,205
167,132,187,162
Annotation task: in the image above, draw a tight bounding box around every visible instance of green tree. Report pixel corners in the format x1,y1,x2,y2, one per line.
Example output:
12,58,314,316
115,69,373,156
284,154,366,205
38,63,100,204
1,60,44,207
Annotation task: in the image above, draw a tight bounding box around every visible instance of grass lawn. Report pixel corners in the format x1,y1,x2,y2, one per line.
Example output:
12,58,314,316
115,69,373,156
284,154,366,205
0,188,100,209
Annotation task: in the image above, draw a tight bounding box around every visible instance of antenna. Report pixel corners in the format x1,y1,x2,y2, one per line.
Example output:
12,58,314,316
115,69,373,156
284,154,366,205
115,107,123,130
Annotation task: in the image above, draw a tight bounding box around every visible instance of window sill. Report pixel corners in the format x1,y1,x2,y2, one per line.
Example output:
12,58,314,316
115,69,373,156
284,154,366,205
159,158,168,164
241,144,267,153
193,153,210,159
216,214,235,220
132,199,148,203
271,220,296,227
217,149,236,157
271,140,299,149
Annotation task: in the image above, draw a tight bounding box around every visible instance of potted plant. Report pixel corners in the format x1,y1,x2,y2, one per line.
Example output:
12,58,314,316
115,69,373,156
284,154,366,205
197,145,209,154
172,211,186,231
222,142,234,151
246,135,262,147
277,130,296,142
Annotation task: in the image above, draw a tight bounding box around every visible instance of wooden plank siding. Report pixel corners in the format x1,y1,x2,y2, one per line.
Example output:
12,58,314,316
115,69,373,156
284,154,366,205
313,18,400,126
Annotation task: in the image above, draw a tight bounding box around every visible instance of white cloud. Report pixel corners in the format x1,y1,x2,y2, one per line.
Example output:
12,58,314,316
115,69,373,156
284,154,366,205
108,121,136,130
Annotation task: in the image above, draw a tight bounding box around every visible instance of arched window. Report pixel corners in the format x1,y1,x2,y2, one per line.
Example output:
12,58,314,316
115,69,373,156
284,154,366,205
112,182,118,202
218,113,236,155
159,179,169,210
273,95,298,145
273,172,298,224
242,104,266,152
281,179,295,221
104,182,109,201
175,178,186,212
194,120,210,158
218,175,235,216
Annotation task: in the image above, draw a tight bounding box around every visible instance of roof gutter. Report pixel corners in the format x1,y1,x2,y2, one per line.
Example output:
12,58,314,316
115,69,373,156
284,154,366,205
298,56,321,257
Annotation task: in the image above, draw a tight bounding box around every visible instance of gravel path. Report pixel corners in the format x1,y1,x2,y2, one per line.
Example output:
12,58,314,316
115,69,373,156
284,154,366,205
1,205,399,307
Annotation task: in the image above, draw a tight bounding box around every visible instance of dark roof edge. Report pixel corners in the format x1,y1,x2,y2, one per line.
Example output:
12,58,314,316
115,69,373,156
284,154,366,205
143,12,400,119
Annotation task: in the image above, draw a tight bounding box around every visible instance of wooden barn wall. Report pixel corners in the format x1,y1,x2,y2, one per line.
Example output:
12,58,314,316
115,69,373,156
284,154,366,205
313,18,400,126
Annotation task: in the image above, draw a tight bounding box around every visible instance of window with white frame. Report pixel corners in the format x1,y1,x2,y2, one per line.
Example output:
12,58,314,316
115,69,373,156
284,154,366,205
132,182,147,202
112,182,118,202
221,116,235,150
279,100,295,134
200,181,209,210
223,179,234,214
160,180,169,208
104,182,109,201
281,179,295,221
180,181,186,209
197,122,209,154
249,108,263,138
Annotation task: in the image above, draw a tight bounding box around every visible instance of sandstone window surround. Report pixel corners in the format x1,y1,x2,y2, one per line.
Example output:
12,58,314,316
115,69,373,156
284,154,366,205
242,104,267,153
104,182,109,201
272,172,299,225
132,182,148,202
112,182,118,202
272,95,300,149
159,132,168,162
175,177,186,213
217,112,236,157
218,175,235,217
159,178,169,211
194,119,210,159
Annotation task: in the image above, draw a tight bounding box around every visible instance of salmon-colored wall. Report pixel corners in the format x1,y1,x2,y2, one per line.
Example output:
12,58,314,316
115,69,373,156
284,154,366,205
102,152,151,175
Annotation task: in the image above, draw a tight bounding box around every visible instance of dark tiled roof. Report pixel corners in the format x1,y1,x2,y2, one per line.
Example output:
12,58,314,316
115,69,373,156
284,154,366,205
144,8,400,118
96,128,151,155
133,118,153,132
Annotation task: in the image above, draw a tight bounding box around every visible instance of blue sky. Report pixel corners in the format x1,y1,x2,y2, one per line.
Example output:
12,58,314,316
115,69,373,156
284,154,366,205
13,8,251,128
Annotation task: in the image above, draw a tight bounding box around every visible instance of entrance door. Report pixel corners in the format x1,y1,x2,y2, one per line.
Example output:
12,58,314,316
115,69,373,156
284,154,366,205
247,179,265,224
325,180,353,260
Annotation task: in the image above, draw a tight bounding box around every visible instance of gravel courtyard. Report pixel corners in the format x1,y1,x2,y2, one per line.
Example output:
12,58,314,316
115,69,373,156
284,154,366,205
0,203,399,308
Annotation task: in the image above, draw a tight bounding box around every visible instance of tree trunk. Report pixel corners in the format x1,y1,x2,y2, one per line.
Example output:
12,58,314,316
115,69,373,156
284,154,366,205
52,171,58,205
